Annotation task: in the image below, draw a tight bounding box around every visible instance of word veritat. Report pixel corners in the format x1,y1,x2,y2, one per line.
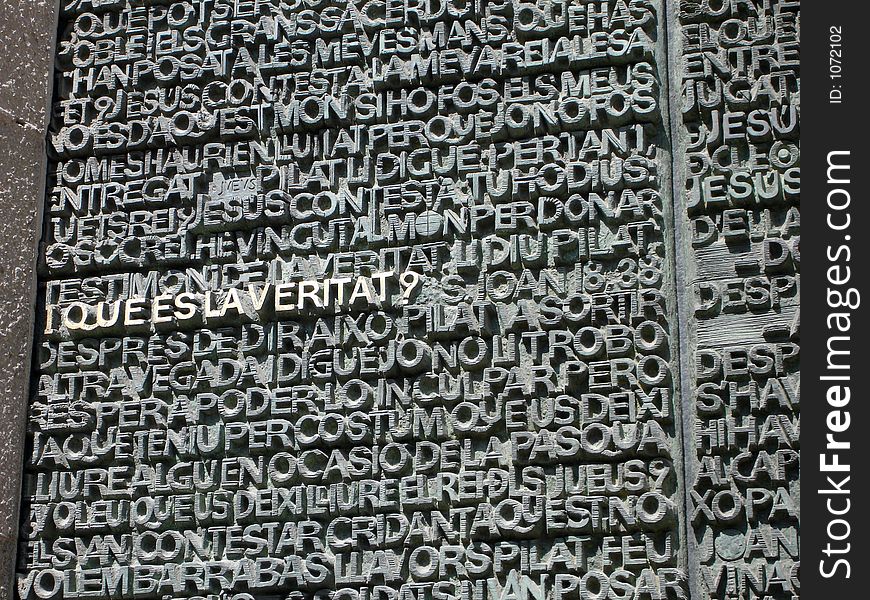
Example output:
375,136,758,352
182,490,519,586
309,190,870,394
45,271,421,332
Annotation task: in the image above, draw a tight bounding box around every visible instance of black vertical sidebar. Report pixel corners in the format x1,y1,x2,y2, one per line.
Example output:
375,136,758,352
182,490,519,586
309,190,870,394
803,1,869,597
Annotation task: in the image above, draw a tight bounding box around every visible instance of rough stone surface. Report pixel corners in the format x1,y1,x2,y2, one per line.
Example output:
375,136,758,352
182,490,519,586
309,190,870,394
0,0,56,129
0,1,57,598
0,121,44,542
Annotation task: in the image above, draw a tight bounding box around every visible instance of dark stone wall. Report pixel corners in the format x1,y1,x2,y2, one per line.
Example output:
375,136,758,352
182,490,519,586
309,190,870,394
0,1,57,599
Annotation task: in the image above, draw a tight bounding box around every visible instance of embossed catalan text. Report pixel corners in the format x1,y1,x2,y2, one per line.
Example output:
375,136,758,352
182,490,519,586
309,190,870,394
671,0,800,598
18,1,692,600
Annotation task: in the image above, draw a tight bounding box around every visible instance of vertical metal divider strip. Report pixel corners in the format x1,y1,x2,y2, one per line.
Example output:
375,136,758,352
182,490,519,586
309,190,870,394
658,2,701,598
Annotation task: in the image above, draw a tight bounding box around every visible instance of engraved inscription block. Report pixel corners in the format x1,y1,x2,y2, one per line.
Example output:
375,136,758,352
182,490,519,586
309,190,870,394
21,1,689,599
9,0,803,599
670,0,801,597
